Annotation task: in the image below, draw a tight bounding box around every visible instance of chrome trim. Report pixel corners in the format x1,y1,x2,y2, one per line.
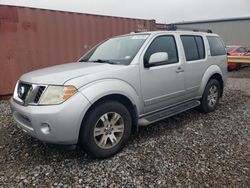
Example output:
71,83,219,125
13,81,23,104
13,81,48,106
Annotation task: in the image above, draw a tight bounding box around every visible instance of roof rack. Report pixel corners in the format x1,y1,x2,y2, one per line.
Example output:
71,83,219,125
168,24,213,33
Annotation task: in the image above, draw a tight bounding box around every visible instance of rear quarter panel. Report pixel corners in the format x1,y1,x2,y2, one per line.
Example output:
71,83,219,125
199,34,227,96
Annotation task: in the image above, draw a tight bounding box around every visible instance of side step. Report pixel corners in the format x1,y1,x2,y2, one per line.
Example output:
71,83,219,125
138,100,200,126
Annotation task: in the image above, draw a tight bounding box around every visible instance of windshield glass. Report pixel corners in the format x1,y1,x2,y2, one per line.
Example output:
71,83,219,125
80,34,149,65
226,46,236,53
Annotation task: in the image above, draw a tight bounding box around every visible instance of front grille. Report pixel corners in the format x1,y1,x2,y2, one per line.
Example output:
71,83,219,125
34,86,46,103
14,81,47,105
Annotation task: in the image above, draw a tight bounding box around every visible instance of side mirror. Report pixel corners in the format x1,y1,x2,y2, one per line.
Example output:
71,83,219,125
147,52,168,67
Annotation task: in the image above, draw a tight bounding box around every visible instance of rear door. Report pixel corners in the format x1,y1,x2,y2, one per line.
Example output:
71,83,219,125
180,35,207,99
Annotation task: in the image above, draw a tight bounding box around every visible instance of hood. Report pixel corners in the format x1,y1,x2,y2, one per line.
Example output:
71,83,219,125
20,62,123,85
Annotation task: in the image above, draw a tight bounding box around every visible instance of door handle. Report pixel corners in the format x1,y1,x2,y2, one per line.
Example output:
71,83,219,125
176,67,184,73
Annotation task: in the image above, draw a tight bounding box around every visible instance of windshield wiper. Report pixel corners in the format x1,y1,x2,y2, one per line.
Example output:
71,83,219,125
79,59,87,62
91,59,118,64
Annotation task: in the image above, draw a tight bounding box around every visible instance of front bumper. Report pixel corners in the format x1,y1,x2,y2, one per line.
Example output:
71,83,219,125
10,92,90,144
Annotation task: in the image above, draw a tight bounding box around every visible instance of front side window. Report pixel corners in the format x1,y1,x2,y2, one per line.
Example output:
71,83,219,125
207,36,226,56
181,35,205,61
81,34,149,65
144,35,178,65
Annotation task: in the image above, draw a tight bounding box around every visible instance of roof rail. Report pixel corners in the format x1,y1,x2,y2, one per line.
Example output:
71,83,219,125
168,24,213,33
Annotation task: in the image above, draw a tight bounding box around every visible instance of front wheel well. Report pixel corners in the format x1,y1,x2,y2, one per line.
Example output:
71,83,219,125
209,73,224,97
80,94,138,139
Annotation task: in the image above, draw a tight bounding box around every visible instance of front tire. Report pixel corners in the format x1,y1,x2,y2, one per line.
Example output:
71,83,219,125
199,79,221,113
79,101,132,158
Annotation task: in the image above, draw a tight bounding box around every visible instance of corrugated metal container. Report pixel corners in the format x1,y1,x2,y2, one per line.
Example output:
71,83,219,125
155,23,169,30
171,17,250,47
0,5,156,97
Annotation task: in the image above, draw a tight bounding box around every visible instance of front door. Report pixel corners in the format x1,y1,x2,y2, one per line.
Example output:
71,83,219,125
140,35,186,113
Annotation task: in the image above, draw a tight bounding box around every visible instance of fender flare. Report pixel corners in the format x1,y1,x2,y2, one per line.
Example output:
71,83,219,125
198,65,224,96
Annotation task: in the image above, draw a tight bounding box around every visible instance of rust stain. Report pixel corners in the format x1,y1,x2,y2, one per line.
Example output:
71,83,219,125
6,50,15,61
22,21,37,31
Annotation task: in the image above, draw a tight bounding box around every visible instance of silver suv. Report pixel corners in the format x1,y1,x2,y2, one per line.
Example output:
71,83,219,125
10,31,227,158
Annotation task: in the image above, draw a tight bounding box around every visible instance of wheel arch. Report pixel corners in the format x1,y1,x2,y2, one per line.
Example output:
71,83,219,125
209,73,224,97
78,93,139,143
199,65,224,97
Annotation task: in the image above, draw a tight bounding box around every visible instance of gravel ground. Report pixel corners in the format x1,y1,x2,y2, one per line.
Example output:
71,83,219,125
229,66,250,79
0,69,250,187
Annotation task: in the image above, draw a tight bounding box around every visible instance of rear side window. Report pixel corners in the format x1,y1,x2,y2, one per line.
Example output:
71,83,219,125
144,35,178,65
181,35,205,61
195,36,205,59
207,36,226,56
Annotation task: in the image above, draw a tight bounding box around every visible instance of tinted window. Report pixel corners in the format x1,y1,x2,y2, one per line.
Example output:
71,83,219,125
207,36,226,56
195,36,205,59
181,35,205,61
144,35,178,65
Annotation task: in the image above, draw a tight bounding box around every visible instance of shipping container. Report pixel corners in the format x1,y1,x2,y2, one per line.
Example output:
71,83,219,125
155,23,169,30
0,5,156,97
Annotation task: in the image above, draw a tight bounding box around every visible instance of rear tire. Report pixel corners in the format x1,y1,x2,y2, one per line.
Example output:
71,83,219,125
199,79,221,113
79,101,132,158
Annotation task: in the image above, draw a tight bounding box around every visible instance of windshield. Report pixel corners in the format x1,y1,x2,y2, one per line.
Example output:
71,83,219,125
226,46,236,53
80,34,149,65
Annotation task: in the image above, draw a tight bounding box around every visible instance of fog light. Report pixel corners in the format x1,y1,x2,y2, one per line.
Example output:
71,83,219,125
41,123,51,135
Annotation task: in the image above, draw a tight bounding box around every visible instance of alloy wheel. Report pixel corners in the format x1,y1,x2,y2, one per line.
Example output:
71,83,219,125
94,112,125,149
207,85,219,108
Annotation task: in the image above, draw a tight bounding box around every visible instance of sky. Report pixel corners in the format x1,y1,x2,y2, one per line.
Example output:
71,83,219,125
0,0,250,23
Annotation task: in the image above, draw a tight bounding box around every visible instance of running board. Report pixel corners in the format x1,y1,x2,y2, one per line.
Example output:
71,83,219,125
138,100,200,126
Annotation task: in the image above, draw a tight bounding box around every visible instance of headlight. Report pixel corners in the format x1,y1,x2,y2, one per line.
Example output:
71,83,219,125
39,85,77,105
